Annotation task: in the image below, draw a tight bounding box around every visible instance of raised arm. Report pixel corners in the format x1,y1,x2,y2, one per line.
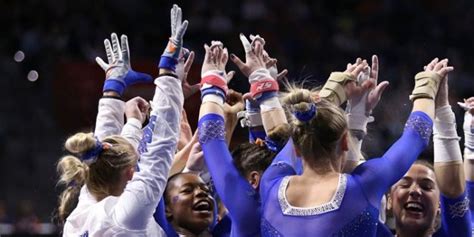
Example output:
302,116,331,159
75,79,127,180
94,33,153,140
231,34,287,135
433,73,465,197
343,55,389,173
198,40,261,236
430,71,472,237
112,5,187,230
120,97,149,150
353,58,450,206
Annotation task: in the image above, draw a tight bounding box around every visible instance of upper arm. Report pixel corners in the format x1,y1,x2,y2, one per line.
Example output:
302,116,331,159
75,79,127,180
198,114,261,235
352,112,432,206
94,98,125,140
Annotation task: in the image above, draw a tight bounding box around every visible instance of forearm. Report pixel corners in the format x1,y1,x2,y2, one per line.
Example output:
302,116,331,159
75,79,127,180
412,98,435,121
260,105,288,134
433,105,465,198
120,118,143,151
198,114,261,235
225,113,238,145
342,131,363,173
94,97,125,140
169,138,197,177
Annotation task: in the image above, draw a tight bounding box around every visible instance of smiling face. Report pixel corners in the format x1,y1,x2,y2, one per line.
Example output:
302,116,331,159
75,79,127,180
390,164,440,234
165,173,215,235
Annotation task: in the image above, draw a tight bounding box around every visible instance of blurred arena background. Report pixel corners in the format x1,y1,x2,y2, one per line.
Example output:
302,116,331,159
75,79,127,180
0,0,473,235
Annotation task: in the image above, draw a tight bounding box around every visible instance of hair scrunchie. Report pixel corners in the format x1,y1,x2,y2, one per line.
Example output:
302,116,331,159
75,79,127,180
81,138,109,164
293,103,317,122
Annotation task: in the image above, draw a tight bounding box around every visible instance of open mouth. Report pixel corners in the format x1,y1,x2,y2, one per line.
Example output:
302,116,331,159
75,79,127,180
192,199,213,213
404,201,424,214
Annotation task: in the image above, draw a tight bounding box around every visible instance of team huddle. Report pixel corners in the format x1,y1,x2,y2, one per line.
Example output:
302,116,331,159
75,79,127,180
54,4,474,237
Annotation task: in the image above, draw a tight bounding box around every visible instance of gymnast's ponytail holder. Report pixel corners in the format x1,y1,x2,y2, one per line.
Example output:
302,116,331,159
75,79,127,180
254,138,280,152
81,138,111,165
293,103,317,122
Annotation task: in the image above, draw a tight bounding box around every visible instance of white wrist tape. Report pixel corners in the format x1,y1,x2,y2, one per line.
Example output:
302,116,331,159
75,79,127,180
433,105,458,138
249,68,272,84
202,94,224,105
434,137,462,163
347,113,372,133
433,106,462,163
260,97,282,113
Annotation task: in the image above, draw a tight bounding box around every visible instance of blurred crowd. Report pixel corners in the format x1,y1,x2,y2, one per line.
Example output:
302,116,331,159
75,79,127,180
0,0,473,234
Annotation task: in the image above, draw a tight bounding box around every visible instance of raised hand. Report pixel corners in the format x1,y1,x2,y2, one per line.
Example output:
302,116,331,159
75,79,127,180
96,33,153,96
176,49,200,99
320,57,371,106
159,4,189,73
230,34,267,78
410,58,453,101
125,97,150,124
184,142,205,174
346,55,389,118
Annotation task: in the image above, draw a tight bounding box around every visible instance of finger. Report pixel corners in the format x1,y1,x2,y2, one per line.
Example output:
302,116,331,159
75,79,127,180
371,55,379,82
239,33,252,54
176,5,182,31
266,58,277,68
434,58,448,71
250,34,266,47
352,62,368,77
276,69,288,80
437,66,454,77
355,57,362,65
226,71,235,82
346,63,352,70
466,97,474,103
183,51,195,72
111,33,121,61
121,34,130,64
95,57,109,71
361,78,375,90
222,47,229,64
203,44,212,64
104,39,114,63
188,84,200,95
372,81,389,99
230,53,245,70
176,20,188,40
426,57,439,71
170,4,177,36
254,40,263,57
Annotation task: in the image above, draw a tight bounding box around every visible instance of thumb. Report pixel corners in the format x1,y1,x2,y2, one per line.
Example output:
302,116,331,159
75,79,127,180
276,69,288,81
230,54,246,71
226,71,236,83
95,57,109,71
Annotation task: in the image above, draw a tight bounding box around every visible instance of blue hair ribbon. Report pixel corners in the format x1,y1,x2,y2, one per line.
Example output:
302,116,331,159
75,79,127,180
293,103,317,122
81,139,103,164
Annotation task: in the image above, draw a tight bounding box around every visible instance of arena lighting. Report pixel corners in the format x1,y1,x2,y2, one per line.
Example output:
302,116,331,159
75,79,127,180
27,70,39,82
13,50,25,62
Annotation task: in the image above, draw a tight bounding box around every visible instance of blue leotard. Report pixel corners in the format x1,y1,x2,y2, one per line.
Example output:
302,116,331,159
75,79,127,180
259,111,432,236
